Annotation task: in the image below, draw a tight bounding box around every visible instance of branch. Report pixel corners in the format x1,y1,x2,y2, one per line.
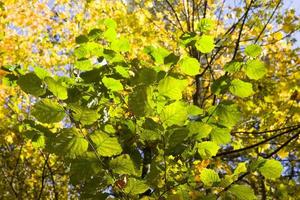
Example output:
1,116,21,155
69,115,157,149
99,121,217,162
165,0,185,32
254,0,281,44
231,124,300,135
231,0,254,60
264,131,300,159
214,126,300,158
37,155,48,200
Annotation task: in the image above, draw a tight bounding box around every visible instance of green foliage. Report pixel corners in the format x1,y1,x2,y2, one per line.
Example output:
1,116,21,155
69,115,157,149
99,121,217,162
200,168,220,186
245,44,262,57
229,79,254,98
102,76,124,91
32,99,66,123
245,59,267,80
197,141,220,159
227,185,257,200
4,14,293,199
178,56,201,76
158,76,188,100
45,77,68,100
90,131,122,157
17,73,45,96
258,159,283,179
195,35,215,53
160,101,188,127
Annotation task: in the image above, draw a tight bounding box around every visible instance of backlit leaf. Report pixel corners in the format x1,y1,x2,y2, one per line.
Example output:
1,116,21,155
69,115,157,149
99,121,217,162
32,99,65,123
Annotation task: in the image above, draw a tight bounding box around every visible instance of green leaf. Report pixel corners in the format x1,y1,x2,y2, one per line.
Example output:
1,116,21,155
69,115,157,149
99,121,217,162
158,76,188,100
52,128,88,158
17,73,45,96
210,127,231,145
178,56,201,76
215,102,241,128
74,46,88,59
115,65,130,78
90,132,122,157
245,60,267,80
75,35,89,44
197,141,220,159
111,37,130,52
211,76,229,95
224,62,243,73
160,101,188,127
228,185,257,200
103,27,117,42
24,130,45,148
197,18,216,32
128,86,154,117
75,59,93,71
109,154,137,175
233,163,247,177
124,178,149,195
187,105,204,116
102,77,123,91
69,105,99,125
144,45,170,65
104,18,117,29
245,44,262,57
34,67,51,79
258,159,283,179
188,122,212,140
45,77,68,100
200,168,220,186
195,35,215,53
32,99,65,123
229,79,254,98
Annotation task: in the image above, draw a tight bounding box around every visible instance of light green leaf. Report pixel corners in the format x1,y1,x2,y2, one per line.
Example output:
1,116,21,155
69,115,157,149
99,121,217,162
104,18,117,29
215,102,241,128
103,27,117,42
197,18,216,32
111,37,130,52
144,45,170,65
195,35,215,53
188,122,212,140
224,62,243,73
74,46,88,59
90,132,122,157
160,101,188,127
229,79,254,98
158,76,188,100
34,67,51,79
197,141,220,159
245,44,262,57
17,73,45,96
124,178,149,195
233,162,247,177
115,65,130,78
200,168,220,186
178,56,201,76
210,127,231,145
109,154,137,175
52,128,88,158
245,60,267,80
187,105,204,116
258,159,283,179
228,185,257,200
32,99,65,123
45,77,68,100
69,105,99,125
102,77,123,91
75,59,93,71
